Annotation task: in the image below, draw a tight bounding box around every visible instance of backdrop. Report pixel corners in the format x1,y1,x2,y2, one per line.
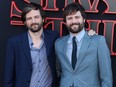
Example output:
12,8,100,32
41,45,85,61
0,0,116,87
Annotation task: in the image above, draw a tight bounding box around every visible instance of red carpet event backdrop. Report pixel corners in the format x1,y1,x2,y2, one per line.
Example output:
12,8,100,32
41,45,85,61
0,0,116,87
10,0,116,55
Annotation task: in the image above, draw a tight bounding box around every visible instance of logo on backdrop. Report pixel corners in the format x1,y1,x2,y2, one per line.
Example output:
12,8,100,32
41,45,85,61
10,0,116,55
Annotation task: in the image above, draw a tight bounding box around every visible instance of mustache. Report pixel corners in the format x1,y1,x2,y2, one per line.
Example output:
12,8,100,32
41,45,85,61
31,23,39,26
70,23,80,26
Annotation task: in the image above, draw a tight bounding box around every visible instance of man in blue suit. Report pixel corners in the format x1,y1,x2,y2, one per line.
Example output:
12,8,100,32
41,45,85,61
55,3,112,87
4,2,59,87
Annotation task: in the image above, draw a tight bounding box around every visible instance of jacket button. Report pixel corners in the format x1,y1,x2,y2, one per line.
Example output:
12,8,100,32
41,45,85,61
70,84,74,87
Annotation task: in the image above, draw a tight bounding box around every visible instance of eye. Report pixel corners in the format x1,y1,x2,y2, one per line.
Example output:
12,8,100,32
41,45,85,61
26,17,32,21
35,15,39,19
75,16,80,19
67,17,72,20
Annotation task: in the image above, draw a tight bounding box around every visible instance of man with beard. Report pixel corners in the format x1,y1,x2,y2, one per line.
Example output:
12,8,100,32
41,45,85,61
4,2,59,87
55,3,112,87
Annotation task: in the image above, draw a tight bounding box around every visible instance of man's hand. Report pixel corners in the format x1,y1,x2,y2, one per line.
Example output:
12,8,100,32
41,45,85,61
88,29,97,36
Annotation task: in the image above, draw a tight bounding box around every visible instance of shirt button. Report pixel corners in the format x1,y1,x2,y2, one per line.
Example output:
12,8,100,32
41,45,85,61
39,60,41,62
38,81,40,83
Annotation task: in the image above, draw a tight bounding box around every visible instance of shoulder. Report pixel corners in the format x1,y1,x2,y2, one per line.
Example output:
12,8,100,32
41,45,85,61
44,29,58,34
90,34,105,41
43,29,60,38
88,34,107,45
7,32,27,43
85,31,104,40
55,35,68,44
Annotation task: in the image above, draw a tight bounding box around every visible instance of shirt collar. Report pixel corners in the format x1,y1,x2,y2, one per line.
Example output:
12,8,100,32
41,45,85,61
28,32,44,48
68,28,85,43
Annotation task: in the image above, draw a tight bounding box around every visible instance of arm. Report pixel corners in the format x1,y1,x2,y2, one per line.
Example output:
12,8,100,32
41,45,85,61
55,41,62,86
56,54,61,78
4,39,15,87
98,36,112,87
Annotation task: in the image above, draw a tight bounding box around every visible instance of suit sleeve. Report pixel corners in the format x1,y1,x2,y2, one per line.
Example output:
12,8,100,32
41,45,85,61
98,36,112,87
55,41,61,77
4,39,15,87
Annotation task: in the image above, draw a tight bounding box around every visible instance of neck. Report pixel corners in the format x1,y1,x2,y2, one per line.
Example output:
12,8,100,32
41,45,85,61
28,28,43,41
70,31,80,37
70,28,84,37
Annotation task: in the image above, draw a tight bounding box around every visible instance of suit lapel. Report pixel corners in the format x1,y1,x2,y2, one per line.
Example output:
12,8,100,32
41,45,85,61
20,31,52,68
63,35,73,71
75,32,91,70
20,32,32,66
44,32,51,57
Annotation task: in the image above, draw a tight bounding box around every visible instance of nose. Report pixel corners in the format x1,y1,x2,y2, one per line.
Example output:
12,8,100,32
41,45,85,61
32,18,36,23
72,18,77,23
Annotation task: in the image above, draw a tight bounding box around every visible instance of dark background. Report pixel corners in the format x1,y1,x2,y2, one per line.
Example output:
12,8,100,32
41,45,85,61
0,0,116,87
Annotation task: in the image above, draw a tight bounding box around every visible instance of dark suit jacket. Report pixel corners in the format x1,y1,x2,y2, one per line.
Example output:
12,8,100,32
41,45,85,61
4,30,59,87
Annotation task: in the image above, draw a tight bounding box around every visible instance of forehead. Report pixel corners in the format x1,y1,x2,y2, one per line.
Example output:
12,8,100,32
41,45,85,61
26,9,41,17
66,11,82,18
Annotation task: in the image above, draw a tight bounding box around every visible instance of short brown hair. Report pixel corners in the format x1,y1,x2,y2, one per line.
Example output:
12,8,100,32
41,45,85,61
63,3,86,22
21,2,45,22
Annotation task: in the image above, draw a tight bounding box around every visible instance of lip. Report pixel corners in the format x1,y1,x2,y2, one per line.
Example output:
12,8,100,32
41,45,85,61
71,24,79,27
31,24,37,26
31,25,38,28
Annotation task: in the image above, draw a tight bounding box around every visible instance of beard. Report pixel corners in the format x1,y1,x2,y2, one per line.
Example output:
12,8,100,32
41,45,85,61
67,22,84,34
28,22,43,33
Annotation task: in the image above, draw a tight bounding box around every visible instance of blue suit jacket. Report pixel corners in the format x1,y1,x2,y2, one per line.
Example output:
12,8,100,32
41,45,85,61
4,30,59,87
55,32,112,87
